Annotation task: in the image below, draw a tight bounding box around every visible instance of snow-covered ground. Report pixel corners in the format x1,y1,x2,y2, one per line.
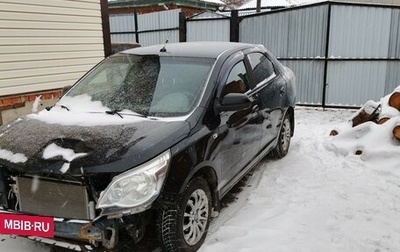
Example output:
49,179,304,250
2,106,400,251
200,107,400,252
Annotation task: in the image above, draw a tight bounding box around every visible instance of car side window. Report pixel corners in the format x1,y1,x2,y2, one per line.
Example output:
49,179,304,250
221,61,250,98
247,53,276,85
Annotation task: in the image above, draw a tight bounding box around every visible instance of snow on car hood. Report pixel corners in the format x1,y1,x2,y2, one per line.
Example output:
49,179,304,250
0,109,190,176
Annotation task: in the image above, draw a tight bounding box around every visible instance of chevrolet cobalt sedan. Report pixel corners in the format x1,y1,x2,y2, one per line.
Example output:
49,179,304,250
0,42,295,251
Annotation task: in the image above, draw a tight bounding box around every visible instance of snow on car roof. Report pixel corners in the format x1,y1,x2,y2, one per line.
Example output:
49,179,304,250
121,41,255,58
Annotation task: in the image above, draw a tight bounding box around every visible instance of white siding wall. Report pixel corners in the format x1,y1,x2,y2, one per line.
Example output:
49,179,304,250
0,0,105,96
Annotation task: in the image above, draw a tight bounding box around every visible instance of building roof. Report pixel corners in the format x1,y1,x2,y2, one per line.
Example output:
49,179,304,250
329,0,400,5
202,0,225,4
190,10,230,19
281,0,400,7
108,0,225,9
239,0,294,9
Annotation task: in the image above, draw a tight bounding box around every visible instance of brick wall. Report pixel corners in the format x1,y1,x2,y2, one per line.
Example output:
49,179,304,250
0,89,64,125
0,89,63,112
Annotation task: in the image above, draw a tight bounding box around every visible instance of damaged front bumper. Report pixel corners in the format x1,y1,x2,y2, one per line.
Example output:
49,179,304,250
54,217,118,249
0,209,119,250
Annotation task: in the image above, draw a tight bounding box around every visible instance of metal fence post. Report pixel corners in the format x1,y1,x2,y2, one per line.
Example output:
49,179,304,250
179,12,187,42
100,0,111,57
322,3,332,108
230,10,239,42
134,9,139,44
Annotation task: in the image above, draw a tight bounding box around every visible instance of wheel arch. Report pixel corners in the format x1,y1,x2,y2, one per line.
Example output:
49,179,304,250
179,165,219,208
286,106,295,137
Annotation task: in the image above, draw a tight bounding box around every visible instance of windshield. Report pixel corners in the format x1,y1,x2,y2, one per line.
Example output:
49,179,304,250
66,54,215,117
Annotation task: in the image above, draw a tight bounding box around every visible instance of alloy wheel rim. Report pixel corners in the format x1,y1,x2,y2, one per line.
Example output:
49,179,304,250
281,118,291,152
183,189,209,246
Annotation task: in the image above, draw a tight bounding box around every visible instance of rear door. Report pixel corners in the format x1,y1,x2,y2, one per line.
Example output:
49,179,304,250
245,51,286,152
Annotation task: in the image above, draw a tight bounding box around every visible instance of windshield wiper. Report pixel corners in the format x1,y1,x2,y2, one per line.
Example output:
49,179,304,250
105,110,150,119
105,109,123,118
46,104,70,111
60,105,70,111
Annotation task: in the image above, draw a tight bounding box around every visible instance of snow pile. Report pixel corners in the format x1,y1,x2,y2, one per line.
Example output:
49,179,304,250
31,95,42,113
380,96,400,120
326,86,400,172
28,94,148,127
42,143,88,162
57,94,109,113
42,143,88,173
0,149,28,163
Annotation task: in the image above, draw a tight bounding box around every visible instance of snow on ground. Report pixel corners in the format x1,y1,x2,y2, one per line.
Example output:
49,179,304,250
201,107,400,252
2,107,400,251
0,235,50,251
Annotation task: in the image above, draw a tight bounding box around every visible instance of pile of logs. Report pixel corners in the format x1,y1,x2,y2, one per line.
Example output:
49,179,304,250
331,90,400,142
390,92,400,141
351,100,381,127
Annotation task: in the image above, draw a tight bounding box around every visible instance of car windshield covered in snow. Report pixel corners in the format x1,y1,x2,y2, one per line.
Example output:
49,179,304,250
66,54,214,117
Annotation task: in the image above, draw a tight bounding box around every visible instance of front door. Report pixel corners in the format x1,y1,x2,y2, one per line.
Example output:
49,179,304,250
215,58,262,195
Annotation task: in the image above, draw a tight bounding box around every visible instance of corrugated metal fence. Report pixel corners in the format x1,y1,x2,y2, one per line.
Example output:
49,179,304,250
110,9,180,46
109,2,400,107
187,18,230,42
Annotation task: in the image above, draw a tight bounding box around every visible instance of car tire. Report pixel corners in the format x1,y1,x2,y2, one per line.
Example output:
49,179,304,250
157,177,212,252
269,113,291,159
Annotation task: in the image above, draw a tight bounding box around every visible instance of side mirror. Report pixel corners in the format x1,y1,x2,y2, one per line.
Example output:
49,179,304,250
218,93,251,112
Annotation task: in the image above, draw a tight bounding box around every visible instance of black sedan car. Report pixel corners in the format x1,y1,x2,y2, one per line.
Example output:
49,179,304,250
0,42,295,251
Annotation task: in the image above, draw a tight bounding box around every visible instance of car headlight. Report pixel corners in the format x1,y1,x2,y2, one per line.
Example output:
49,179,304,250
96,150,170,213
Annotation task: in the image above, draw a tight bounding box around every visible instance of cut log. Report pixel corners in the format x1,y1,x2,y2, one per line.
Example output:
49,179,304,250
378,117,390,124
378,101,400,124
389,92,400,110
352,100,381,127
378,103,400,124
393,125,400,141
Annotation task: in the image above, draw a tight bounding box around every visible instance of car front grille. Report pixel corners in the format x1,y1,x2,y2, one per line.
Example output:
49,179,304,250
15,177,91,220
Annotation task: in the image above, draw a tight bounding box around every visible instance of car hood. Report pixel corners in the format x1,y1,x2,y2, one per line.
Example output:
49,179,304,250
0,113,190,176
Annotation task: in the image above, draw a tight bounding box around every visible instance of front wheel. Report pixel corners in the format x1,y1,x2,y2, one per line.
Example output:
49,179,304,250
269,113,292,159
157,177,211,252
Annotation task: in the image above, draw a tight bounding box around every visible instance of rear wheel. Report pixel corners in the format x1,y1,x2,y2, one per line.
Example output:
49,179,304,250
158,177,211,252
269,113,292,159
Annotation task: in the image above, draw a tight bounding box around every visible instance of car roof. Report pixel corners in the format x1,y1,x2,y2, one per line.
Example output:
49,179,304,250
120,42,257,58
